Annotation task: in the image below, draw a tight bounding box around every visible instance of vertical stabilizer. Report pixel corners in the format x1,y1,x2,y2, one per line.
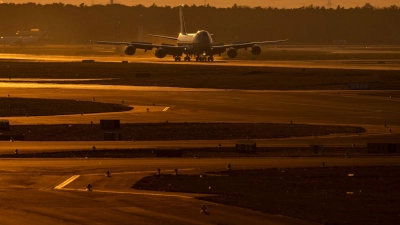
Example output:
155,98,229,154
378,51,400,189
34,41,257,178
179,5,187,35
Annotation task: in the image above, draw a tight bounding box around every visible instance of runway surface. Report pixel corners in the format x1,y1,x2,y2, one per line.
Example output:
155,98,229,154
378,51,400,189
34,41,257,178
0,82,398,153
1,52,400,70
2,157,399,225
0,53,399,225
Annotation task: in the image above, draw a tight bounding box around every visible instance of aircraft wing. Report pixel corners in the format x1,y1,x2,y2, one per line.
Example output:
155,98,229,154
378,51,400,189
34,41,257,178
90,40,155,51
89,40,132,45
89,40,186,56
213,39,288,50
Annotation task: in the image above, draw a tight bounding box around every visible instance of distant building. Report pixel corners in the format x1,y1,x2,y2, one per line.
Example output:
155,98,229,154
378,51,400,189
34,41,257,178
348,83,370,90
236,140,257,153
333,40,348,44
16,29,43,37
309,144,324,155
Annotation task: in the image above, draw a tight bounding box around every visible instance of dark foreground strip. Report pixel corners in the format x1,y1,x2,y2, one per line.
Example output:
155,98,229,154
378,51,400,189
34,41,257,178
1,123,365,141
2,147,398,158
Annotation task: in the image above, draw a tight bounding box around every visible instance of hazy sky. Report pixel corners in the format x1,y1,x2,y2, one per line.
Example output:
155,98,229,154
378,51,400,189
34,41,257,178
1,0,399,8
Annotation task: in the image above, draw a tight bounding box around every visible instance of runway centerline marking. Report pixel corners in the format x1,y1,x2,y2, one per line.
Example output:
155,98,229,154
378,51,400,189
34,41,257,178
54,175,80,189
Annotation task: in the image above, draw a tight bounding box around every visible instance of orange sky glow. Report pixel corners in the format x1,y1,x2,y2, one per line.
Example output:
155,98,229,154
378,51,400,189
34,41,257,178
1,0,399,8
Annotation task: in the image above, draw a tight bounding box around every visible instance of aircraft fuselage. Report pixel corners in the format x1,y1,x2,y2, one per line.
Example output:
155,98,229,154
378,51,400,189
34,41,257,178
177,30,213,55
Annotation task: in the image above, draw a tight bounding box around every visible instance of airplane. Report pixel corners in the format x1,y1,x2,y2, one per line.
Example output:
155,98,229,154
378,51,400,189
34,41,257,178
90,5,287,62
0,31,48,47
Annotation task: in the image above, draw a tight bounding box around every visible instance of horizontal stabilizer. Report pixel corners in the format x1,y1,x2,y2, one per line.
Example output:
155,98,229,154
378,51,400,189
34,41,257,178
148,34,178,40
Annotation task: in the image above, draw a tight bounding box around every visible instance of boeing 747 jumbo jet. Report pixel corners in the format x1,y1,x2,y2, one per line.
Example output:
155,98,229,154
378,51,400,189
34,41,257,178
90,5,287,62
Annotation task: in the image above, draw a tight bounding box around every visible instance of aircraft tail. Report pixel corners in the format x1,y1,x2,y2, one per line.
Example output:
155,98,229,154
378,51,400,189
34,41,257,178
179,5,187,35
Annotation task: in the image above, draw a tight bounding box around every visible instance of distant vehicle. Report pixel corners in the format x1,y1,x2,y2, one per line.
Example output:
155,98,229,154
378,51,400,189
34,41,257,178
90,5,287,62
0,29,48,47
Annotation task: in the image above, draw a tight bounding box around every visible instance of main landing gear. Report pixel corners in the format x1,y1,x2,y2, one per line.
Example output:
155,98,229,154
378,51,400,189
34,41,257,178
173,55,214,62
195,56,214,62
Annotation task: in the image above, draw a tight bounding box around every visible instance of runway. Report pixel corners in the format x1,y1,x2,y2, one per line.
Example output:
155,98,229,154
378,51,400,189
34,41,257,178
1,157,399,225
0,82,398,153
1,52,400,70
0,57,398,151
0,52,399,225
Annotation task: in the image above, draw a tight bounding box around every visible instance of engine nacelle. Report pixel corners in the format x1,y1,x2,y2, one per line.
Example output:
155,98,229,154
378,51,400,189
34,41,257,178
155,47,167,58
251,45,262,55
124,45,136,55
227,48,238,58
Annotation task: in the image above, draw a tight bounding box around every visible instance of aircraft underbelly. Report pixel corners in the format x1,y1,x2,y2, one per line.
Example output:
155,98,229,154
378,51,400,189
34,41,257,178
178,43,212,55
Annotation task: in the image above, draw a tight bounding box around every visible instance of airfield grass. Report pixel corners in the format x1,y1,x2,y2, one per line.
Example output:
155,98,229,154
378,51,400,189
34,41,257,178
0,97,132,117
134,166,400,225
0,60,400,90
2,123,364,141
2,147,393,158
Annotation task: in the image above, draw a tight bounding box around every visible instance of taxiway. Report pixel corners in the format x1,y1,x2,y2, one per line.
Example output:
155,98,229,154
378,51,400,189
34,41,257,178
0,52,399,225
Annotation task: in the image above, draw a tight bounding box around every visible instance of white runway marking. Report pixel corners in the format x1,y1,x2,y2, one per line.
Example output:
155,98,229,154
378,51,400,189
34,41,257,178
162,107,170,112
54,175,80,189
54,168,203,199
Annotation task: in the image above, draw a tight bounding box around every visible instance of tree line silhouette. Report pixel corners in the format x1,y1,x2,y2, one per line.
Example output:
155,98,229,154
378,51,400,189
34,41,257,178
0,3,399,44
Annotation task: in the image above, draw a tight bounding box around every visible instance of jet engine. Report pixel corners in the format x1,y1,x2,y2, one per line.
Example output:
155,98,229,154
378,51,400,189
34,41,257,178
124,45,136,55
251,45,262,55
227,48,237,58
155,47,167,58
